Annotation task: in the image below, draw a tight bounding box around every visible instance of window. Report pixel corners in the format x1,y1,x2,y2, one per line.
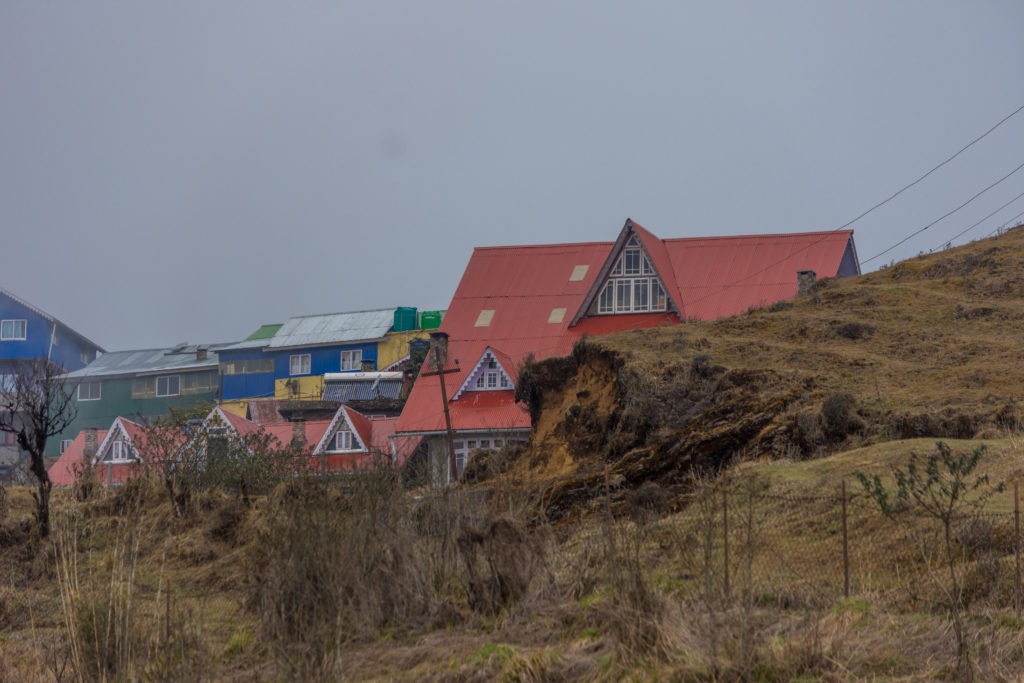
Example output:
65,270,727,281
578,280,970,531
111,440,130,462
1,319,26,341
340,350,362,371
80,350,92,366
220,359,273,375
469,353,512,392
156,375,180,397
2,431,17,446
60,439,72,454
290,354,311,376
77,381,101,401
0,375,15,392
331,429,353,451
181,371,216,393
596,277,667,314
132,376,156,398
596,236,668,315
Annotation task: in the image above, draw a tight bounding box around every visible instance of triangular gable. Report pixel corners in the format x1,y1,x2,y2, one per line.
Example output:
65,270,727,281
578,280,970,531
453,347,515,400
95,417,143,464
571,218,682,326
313,406,368,455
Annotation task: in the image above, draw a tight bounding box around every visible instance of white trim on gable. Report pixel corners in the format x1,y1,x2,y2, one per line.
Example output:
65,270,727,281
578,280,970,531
95,417,139,465
453,348,514,400
312,406,366,455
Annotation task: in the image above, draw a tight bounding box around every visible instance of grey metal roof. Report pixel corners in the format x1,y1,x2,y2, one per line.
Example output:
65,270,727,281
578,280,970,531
266,309,395,349
63,343,227,379
322,378,404,402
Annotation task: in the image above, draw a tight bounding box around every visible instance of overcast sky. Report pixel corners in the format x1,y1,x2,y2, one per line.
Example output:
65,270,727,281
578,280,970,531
2,2,1023,351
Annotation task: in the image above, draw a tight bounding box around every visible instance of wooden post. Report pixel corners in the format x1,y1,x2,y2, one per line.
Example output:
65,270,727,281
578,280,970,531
842,479,850,598
1015,480,1021,619
723,482,730,600
422,332,460,484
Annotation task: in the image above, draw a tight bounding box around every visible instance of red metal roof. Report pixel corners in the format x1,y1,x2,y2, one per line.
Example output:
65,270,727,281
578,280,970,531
396,219,857,438
50,429,109,487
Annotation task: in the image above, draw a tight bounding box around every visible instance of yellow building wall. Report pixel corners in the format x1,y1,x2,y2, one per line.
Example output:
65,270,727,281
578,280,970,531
378,330,433,369
274,375,325,400
270,329,434,400
219,399,249,418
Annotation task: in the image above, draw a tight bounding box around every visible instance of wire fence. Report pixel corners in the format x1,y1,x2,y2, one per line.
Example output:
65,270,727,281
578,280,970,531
644,476,1024,616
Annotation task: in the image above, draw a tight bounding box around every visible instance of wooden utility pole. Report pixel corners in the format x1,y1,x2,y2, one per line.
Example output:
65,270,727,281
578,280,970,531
422,332,460,483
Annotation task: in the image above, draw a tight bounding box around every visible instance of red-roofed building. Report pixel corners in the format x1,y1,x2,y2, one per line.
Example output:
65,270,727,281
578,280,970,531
395,218,859,481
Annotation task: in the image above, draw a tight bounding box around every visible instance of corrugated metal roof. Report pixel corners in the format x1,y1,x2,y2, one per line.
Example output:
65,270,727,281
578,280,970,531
63,343,226,379
322,378,404,402
396,219,858,437
218,323,283,351
266,309,395,349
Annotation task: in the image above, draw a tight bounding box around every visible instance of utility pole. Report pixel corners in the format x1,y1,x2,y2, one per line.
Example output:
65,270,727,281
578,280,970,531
421,332,459,483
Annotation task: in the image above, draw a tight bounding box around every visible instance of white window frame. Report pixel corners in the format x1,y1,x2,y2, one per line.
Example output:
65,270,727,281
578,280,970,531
60,439,73,454
111,440,130,462
1,319,27,341
596,277,667,314
330,429,354,452
156,375,180,397
77,381,102,401
340,349,363,371
290,353,311,376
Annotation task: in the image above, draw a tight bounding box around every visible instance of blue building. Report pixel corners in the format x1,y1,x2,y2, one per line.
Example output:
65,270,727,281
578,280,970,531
218,308,435,409
0,287,105,481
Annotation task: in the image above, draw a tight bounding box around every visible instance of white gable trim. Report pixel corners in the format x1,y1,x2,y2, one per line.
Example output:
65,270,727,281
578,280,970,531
94,417,139,464
453,348,514,400
313,406,367,455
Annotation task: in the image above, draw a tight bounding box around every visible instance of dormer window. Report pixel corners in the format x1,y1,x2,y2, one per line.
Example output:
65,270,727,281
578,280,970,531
596,236,667,314
111,441,130,462
467,351,511,393
330,429,354,451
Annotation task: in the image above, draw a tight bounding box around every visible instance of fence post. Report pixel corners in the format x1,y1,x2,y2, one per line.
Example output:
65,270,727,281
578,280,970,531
723,481,730,600
842,479,850,599
1015,479,1021,620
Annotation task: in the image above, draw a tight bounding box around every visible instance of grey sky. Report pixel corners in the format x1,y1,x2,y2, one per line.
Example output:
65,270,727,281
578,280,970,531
3,2,1022,350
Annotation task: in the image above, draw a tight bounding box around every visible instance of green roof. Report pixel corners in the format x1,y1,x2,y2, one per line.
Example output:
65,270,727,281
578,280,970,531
244,324,282,342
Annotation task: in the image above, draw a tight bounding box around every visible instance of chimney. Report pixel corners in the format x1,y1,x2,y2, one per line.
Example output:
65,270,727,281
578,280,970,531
291,419,306,447
797,270,817,298
83,428,99,462
429,331,449,371
196,347,208,361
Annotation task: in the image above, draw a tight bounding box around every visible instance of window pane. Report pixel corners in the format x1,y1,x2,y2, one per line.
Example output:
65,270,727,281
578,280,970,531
598,281,615,313
617,280,632,312
634,279,650,312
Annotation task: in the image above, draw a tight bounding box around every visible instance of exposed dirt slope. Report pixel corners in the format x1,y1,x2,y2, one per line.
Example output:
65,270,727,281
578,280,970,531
515,226,1024,518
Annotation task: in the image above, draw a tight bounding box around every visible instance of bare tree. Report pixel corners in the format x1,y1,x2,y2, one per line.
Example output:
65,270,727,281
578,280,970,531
0,359,78,537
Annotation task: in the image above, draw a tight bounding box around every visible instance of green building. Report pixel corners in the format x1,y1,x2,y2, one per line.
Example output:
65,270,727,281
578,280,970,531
54,343,226,457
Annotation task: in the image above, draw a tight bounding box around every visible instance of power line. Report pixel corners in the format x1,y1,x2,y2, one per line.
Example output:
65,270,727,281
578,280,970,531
679,103,1024,310
835,102,1024,231
862,158,1024,265
986,208,1024,238
932,188,1024,252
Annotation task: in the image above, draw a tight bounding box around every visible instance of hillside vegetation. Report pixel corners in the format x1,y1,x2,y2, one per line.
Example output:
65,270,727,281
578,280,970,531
2,227,1024,681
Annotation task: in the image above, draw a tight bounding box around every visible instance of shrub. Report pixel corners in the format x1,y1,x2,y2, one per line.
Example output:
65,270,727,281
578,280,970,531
834,322,875,340
820,393,860,441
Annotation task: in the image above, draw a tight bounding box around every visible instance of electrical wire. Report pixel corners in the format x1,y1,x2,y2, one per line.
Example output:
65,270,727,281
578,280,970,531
931,188,1024,252
861,158,1024,265
678,103,1024,309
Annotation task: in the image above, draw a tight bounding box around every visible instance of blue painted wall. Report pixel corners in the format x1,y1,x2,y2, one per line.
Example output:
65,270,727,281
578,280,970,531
218,347,276,400
272,342,378,379
0,295,99,371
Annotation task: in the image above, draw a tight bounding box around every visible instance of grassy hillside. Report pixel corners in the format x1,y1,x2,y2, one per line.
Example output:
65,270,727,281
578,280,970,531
2,227,1024,681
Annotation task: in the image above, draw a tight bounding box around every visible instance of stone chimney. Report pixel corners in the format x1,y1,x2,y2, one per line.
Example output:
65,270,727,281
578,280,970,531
83,428,99,462
429,331,449,371
797,270,817,297
291,419,306,448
